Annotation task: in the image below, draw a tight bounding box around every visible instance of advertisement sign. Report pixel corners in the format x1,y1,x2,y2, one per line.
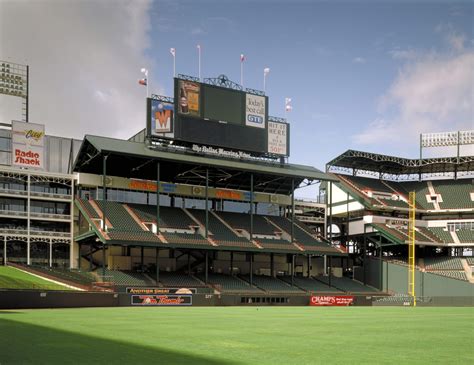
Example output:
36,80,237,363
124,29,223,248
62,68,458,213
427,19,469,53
245,94,266,128
131,294,192,306
151,100,173,134
127,287,196,294
11,121,45,169
267,121,288,156
178,80,200,116
310,295,354,306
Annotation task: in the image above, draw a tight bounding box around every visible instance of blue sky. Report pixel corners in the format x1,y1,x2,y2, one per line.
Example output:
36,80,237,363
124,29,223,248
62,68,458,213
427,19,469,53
1,0,472,179
147,1,473,169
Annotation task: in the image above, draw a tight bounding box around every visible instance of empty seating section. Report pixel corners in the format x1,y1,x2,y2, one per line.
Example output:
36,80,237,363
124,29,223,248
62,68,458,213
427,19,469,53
424,257,467,281
371,223,406,243
280,276,341,293
30,266,96,286
424,257,463,270
104,269,154,286
431,271,467,281
93,201,157,242
76,198,100,219
158,272,203,287
427,227,454,243
129,204,195,229
465,257,474,266
267,216,325,247
94,201,144,231
188,209,251,247
217,211,277,235
417,227,443,243
456,230,473,243
316,275,377,292
256,238,299,252
337,176,474,211
431,180,474,210
378,198,408,208
345,176,393,193
197,273,261,292
162,232,210,246
241,274,304,293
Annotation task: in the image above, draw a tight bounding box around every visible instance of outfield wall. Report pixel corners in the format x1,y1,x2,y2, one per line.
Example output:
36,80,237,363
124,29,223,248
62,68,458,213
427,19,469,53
355,258,474,298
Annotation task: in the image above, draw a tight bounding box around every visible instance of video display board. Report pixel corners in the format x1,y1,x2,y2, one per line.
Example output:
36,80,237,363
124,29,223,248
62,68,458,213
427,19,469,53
147,77,289,157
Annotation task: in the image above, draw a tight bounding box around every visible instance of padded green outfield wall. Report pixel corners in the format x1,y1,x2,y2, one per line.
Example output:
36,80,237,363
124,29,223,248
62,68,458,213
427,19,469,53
355,258,474,297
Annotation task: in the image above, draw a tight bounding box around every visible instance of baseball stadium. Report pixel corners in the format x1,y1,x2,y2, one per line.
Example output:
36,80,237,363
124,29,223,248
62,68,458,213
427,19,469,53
0,59,473,364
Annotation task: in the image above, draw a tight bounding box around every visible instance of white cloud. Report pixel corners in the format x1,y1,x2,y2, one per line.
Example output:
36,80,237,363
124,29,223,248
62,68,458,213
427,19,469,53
352,57,366,64
354,50,474,148
389,48,418,60
0,0,156,140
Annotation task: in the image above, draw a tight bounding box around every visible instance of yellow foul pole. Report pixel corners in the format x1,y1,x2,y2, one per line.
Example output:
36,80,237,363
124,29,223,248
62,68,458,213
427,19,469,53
408,191,416,307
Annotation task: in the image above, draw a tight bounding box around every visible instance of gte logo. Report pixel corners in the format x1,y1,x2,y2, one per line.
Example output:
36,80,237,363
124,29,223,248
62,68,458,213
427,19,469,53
247,115,263,124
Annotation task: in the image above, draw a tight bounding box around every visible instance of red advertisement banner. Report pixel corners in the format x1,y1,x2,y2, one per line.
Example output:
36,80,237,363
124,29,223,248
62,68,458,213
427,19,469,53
310,295,354,306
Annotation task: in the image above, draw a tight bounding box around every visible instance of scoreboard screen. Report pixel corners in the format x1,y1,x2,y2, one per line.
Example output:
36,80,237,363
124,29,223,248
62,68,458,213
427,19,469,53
147,76,289,157
203,85,243,125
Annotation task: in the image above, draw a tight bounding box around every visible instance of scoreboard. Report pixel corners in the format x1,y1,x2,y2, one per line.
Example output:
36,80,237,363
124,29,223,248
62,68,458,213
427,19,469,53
147,76,289,157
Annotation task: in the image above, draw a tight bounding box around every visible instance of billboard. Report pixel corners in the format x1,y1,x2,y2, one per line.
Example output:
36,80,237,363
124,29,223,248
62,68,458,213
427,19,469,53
131,294,192,306
11,121,45,169
149,100,173,135
267,121,288,156
177,80,200,117
309,295,354,306
126,287,196,294
147,76,289,157
245,94,266,129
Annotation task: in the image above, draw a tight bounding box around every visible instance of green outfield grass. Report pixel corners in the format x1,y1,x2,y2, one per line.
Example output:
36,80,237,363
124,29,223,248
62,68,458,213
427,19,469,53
0,307,472,364
0,266,72,291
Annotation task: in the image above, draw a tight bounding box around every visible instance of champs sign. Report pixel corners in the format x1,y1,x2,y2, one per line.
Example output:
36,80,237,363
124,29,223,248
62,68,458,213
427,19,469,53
12,121,45,170
310,295,354,306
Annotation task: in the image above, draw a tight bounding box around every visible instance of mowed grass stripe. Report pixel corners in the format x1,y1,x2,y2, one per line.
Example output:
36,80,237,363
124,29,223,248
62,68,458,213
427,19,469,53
0,307,472,364
0,266,71,290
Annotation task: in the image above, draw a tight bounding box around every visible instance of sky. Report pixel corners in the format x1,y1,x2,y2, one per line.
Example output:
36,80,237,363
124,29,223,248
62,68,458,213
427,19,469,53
0,0,473,190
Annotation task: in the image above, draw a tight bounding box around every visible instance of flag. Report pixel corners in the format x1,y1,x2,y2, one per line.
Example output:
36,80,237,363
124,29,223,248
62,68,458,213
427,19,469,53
138,78,147,86
170,48,176,57
240,54,245,62
285,97,292,112
264,67,270,75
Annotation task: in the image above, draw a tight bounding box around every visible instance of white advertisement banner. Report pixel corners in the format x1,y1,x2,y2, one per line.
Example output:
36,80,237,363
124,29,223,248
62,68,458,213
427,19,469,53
245,94,266,129
267,121,288,156
11,121,45,169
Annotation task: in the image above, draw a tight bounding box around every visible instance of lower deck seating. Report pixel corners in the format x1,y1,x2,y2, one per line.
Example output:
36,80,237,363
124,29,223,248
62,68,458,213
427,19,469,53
424,257,463,270
431,271,467,281
315,275,377,293
158,272,204,287
240,274,304,293
280,276,341,293
29,265,96,286
196,273,261,292
103,269,154,286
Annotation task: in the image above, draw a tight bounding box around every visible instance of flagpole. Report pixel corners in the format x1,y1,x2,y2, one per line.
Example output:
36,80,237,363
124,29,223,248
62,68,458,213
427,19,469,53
263,72,266,93
173,55,176,78
198,45,201,81
147,70,149,98
240,61,243,86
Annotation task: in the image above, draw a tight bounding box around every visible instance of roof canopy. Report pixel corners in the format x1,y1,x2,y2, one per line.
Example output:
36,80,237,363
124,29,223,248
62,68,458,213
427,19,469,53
73,135,337,195
327,150,474,176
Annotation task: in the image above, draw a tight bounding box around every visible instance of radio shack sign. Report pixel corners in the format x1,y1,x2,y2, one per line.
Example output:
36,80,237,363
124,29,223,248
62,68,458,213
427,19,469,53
11,121,45,169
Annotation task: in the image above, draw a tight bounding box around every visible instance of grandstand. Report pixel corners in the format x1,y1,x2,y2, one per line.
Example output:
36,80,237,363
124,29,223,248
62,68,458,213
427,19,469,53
324,145,474,298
